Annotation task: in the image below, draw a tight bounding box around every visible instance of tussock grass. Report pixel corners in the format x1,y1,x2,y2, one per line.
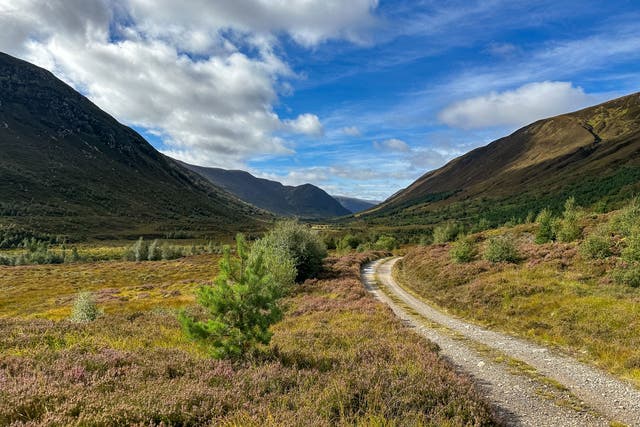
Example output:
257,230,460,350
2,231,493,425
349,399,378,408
0,252,496,425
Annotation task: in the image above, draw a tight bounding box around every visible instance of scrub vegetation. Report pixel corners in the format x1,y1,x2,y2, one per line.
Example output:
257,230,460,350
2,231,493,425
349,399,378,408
0,226,495,425
396,197,640,387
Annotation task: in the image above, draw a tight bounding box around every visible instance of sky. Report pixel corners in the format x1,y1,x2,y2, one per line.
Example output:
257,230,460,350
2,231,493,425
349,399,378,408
1,0,639,200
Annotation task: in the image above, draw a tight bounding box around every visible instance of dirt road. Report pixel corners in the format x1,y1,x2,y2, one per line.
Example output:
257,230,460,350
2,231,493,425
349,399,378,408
361,257,640,426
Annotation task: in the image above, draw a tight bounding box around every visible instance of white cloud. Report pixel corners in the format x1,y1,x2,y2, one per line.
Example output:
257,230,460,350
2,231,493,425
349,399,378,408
373,138,410,152
284,113,324,136
126,0,380,48
438,81,596,129
0,0,378,168
342,126,361,137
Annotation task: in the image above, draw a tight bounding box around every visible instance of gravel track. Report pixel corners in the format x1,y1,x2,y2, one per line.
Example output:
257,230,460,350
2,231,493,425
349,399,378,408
362,257,640,426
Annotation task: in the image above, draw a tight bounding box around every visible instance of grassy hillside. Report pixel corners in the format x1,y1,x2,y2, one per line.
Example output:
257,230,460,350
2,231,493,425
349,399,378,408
0,252,495,425
358,93,640,230
0,53,270,240
394,199,640,387
181,161,351,218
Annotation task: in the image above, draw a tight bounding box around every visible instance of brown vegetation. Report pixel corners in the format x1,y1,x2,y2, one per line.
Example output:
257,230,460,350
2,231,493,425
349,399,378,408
0,252,496,425
396,220,640,387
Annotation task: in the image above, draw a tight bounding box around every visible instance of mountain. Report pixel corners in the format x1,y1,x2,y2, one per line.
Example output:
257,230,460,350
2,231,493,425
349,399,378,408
333,196,380,213
360,93,640,227
180,162,351,218
0,52,269,239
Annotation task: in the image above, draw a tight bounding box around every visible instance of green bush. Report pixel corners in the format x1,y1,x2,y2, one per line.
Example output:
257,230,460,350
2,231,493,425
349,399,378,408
554,197,583,243
337,234,361,252
450,235,477,263
250,238,296,290
257,220,327,282
69,292,101,323
535,208,555,244
161,243,184,260
374,235,398,251
418,235,432,246
484,235,520,263
610,197,640,237
579,229,612,259
65,247,81,263
622,231,640,263
147,239,161,261
612,263,640,288
180,234,285,359
432,222,460,244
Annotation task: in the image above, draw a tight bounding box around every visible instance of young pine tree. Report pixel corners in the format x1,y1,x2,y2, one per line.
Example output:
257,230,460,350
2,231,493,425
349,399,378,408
179,234,286,359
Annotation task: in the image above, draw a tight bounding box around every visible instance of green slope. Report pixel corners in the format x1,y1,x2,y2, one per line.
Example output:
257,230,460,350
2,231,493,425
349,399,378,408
0,52,270,239
358,92,640,228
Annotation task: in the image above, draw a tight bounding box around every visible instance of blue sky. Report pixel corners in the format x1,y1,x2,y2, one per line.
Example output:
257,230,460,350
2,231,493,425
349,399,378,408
2,0,639,200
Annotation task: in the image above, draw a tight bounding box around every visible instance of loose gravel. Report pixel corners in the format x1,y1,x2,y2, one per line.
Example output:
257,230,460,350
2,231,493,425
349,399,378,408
362,257,640,426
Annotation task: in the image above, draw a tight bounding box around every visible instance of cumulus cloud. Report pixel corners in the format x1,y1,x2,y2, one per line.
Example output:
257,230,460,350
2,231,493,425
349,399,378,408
284,113,324,136
127,0,379,48
342,126,362,136
373,138,410,152
438,81,596,129
0,0,378,167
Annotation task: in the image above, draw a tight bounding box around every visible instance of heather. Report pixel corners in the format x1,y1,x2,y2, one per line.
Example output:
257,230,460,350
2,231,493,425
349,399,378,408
0,252,495,426
396,202,640,386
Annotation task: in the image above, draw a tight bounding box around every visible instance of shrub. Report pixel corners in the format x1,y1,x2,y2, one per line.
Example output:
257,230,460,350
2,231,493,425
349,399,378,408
147,239,161,261
450,235,477,263
621,231,640,263
610,197,640,237
180,234,284,359
250,238,296,290
337,234,361,252
161,244,183,260
432,222,460,244
535,208,555,244
484,235,520,263
258,220,327,282
579,229,612,259
69,292,101,323
374,235,398,251
612,263,640,288
65,247,81,263
554,197,583,243
418,235,432,246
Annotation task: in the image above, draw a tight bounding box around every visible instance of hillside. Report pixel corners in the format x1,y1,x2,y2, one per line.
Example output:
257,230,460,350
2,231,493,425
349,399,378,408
0,52,268,239
360,93,640,227
333,195,380,213
181,162,351,218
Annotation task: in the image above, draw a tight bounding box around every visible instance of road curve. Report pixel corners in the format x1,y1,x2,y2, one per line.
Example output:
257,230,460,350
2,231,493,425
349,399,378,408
362,257,640,427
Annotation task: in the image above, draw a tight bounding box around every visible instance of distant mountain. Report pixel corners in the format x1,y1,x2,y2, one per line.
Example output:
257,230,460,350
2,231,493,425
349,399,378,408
360,93,640,227
333,196,380,213
180,162,351,218
0,52,269,239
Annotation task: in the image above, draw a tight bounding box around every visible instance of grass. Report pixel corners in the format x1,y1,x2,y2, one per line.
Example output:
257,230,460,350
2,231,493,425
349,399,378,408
0,251,496,425
395,219,640,387
0,254,218,319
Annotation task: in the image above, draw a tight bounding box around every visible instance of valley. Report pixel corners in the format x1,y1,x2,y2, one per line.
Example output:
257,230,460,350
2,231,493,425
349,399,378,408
2,3,640,424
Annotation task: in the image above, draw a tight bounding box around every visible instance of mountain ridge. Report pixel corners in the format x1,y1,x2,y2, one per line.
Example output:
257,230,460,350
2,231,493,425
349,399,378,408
359,92,640,227
180,161,351,218
332,195,380,213
0,52,269,239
